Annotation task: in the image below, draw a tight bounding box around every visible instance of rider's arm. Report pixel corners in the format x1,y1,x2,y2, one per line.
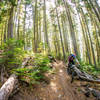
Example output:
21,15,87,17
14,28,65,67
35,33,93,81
75,58,80,65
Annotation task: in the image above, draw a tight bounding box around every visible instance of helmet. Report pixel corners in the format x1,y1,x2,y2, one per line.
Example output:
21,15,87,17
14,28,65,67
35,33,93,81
70,54,76,58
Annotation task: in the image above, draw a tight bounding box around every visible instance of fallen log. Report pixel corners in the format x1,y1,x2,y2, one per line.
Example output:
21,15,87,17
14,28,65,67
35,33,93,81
0,57,30,100
70,65,100,84
0,74,18,100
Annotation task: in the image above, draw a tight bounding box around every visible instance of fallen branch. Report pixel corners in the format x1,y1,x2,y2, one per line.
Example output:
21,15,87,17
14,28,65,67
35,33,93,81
0,57,30,100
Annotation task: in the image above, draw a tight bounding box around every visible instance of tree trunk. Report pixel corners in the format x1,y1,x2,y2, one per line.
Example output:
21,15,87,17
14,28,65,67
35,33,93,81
38,12,42,47
4,21,8,42
81,8,97,68
74,0,92,64
55,2,66,61
23,3,27,50
17,4,21,40
7,6,14,38
84,0,100,64
88,0,100,23
84,0,100,37
1,25,4,46
54,39,58,57
62,0,79,57
43,0,50,53
80,17,91,64
61,16,69,54
94,0,100,15
36,8,39,50
53,24,61,58
33,0,37,52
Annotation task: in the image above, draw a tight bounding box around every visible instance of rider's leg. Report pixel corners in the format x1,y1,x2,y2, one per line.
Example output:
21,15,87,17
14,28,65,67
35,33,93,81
67,63,72,74
70,65,76,83
71,71,76,83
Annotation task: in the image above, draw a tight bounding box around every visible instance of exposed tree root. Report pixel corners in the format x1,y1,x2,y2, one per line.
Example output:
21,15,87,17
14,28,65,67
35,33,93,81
68,65,100,99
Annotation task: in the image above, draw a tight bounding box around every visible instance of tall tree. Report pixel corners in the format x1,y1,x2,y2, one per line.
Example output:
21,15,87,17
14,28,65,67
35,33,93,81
62,0,79,57
81,8,97,67
7,6,14,38
55,1,66,60
23,1,27,50
43,0,50,53
33,0,37,52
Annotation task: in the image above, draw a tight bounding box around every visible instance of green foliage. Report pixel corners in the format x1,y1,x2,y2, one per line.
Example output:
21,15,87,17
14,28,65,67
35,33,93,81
8,0,17,6
0,38,25,69
0,0,16,22
57,0,63,5
25,0,32,4
13,54,51,84
37,42,49,52
79,61,100,76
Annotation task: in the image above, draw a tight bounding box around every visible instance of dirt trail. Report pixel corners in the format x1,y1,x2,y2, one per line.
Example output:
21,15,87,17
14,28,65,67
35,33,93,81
9,61,95,100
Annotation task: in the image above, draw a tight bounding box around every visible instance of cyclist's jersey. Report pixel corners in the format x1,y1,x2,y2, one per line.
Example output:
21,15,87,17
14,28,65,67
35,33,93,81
68,55,79,65
68,57,75,64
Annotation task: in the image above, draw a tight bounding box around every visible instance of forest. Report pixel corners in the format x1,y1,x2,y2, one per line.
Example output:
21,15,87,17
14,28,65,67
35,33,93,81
0,0,100,100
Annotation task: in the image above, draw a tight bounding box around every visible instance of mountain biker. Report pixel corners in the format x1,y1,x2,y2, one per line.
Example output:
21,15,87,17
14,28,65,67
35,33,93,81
67,54,80,83
68,54,80,68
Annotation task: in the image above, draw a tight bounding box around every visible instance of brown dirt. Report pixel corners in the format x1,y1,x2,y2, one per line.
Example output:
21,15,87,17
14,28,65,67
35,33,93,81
9,61,96,100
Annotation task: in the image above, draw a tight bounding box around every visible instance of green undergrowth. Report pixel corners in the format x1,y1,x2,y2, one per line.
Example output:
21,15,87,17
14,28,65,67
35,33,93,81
0,38,25,70
80,61,100,76
12,54,51,85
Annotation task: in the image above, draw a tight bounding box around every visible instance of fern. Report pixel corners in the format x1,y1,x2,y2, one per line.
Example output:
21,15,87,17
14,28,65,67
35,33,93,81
13,54,51,85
